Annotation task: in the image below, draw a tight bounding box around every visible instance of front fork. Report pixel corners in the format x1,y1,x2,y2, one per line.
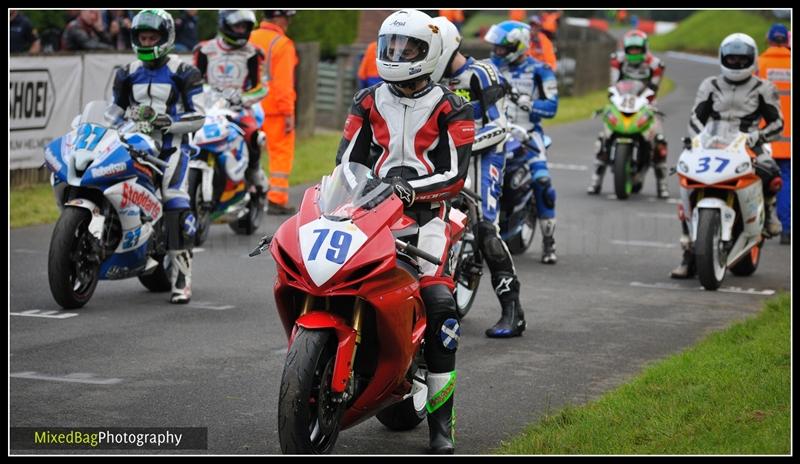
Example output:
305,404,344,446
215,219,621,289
295,295,365,399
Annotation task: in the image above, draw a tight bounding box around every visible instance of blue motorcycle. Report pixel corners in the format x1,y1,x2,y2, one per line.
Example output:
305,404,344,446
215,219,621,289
451,125,552,318
500,126,552,255
44,101,173,309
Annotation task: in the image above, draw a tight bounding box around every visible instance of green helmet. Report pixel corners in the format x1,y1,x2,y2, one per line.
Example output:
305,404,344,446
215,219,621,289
623,30,648,64
131,9,175,63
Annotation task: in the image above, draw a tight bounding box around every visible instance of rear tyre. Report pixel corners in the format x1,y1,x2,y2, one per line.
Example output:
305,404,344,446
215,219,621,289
730,241,762,276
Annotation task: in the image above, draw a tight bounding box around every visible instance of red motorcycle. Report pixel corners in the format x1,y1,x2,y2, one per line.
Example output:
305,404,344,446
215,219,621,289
250,162,467,454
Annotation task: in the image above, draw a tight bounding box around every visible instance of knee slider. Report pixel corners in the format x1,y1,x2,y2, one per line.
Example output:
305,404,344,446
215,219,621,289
535,177,556,209
166,209,196,250
421,285,459,354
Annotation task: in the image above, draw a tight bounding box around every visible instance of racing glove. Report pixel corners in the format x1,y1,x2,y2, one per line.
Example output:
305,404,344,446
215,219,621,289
384,176,415,207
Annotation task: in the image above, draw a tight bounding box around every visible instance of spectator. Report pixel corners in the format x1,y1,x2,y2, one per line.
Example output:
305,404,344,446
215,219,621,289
528,15,557,71
540,10,561,41
10,10,41,54
249,10,299,214
758,23,792,245
439,9,464,31
61,10,114,50
509,10,526,22
356,40,381,89
174,10,199,52
105,10,133,50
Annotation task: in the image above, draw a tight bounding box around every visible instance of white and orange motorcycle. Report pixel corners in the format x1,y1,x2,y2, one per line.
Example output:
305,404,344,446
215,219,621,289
675,121,777,290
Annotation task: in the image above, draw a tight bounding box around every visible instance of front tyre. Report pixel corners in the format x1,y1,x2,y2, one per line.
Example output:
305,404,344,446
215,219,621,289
695,209,727,290
613,143,634,200
278,328,345,454
506,206,537,255
48,207,100,309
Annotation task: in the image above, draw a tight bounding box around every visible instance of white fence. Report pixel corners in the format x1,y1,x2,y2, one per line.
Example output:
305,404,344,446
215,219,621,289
9,53,193,170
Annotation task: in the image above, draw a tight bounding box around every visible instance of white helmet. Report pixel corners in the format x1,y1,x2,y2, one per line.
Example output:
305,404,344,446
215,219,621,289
719,33,758,82
431,16,462,83
377,9,443,87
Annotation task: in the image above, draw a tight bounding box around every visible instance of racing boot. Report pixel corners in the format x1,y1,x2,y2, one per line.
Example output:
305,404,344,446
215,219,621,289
426,371,456,454
654,162,670,199
670,232,696,279
540,218,557,264
763,195,782,238
587,161,606,195
587,136,607,195
485,273,526,338
169,249,192,304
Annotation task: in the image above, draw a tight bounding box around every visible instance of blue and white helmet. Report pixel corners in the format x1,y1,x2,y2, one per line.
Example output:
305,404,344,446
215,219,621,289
484,20,530,67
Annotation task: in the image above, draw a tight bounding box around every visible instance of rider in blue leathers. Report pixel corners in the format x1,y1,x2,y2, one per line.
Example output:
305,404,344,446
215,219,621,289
432,16,526,338
485,20,560,265
112,9,205,304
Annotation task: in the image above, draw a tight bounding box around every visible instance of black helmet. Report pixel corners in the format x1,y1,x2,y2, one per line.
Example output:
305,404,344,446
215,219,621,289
219,10,256,48
263,10,296,19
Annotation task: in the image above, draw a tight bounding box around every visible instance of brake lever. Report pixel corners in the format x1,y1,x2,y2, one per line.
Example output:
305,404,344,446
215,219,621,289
249,234,273,257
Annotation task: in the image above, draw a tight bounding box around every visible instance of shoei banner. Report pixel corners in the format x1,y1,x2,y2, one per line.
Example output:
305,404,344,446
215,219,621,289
82,53,194,104
9,55,82,169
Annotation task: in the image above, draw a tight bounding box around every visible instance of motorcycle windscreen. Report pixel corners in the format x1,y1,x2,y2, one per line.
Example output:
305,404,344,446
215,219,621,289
614,79,646,96
318,162,392,220
699,120,742,150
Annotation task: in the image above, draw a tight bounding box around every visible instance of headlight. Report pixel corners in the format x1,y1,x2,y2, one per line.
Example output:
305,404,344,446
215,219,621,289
678,161,689,173
735,161,751,174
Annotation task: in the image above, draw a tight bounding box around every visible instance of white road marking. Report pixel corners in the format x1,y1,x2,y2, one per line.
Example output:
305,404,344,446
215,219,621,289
12,249,42,254
10,309,79,319
664,51,719,65
549,163,588,171
187,301,235,311
630,281,775,295
10,371,123,385
193,248,205,252
610,240,678,248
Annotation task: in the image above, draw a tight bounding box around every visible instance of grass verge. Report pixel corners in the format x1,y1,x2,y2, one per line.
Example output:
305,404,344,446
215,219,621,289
492,292,790,455
650,10,791,55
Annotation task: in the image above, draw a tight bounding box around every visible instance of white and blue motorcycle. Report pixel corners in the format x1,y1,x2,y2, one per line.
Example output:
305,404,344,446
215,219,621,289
188,87,266,246
45,101,173,309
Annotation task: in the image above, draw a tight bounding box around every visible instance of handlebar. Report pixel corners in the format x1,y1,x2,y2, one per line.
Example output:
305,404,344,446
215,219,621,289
395,239,442,266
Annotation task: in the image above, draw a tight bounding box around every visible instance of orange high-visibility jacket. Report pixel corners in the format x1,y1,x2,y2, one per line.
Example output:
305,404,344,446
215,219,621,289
439,9,465,23
509,10,526,22
357,41,380,88
757,46,791,158
528,31,557,71
249,21,298,116
541,11,561,35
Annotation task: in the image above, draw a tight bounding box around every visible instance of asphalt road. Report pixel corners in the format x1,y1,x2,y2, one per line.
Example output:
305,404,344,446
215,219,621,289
9,53,790,455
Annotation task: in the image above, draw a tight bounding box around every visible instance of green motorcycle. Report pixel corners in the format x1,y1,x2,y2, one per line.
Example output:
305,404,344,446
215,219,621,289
596,80,657,200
